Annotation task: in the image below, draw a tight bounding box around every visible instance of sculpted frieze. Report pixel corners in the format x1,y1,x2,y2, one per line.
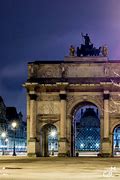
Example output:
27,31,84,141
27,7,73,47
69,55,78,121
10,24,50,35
37,64,61,78
28,62,120,79
66,64,105,77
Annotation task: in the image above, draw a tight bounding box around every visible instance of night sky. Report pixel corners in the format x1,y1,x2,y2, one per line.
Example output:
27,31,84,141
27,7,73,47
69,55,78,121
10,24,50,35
0,0,120,120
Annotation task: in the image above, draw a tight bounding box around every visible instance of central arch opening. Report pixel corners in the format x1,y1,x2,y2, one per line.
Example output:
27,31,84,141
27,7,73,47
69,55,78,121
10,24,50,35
71,101,100,157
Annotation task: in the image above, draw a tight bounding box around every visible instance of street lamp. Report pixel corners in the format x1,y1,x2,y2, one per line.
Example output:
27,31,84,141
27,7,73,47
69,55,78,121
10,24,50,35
1,132,6,155
12,121,17,156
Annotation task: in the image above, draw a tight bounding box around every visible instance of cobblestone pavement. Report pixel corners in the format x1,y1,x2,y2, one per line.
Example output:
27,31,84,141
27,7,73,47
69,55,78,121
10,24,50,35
0,157,120,180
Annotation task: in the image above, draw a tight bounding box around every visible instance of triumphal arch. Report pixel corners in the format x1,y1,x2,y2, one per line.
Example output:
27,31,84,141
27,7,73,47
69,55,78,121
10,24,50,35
24,37,120,157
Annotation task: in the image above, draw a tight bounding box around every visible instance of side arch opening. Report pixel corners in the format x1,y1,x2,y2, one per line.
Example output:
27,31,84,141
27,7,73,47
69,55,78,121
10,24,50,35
40,124,58,157
113,125,120,156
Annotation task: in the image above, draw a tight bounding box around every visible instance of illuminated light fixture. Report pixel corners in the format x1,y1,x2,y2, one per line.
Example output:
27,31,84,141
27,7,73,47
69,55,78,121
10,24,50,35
96,143,99,147
12,122,17,128
80,143,84,148
1,132,6,138
50,130,57,138
5,138,8,142
11,121,17,156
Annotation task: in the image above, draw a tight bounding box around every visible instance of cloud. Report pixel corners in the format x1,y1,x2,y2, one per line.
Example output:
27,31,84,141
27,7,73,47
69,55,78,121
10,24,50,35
0,62,27,78
0,62,27,120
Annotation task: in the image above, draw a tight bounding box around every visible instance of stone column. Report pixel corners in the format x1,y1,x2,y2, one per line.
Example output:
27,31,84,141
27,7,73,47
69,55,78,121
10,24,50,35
27,93,30,148
103,92,110,139
28,93,39,157
101,90,112,157
58,91,68,156
29,94,37,138
44,131,49,157
67,114,72,157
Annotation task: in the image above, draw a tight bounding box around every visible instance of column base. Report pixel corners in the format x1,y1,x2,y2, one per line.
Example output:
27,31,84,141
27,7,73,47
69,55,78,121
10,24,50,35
27,138,40,157
58,138,68,156
100,138,112,157
27,152,41,157
98,153,111,157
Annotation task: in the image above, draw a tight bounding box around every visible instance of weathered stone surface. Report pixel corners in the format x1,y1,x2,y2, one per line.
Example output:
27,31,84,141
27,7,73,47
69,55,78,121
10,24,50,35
28,57,120,79
37,101,60,114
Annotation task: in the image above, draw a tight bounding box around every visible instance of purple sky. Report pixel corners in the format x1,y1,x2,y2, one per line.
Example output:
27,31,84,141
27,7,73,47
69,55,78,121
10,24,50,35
0,0,120,120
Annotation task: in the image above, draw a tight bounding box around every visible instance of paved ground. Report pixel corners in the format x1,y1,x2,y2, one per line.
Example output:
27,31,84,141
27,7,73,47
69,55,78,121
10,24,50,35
0,157,120,180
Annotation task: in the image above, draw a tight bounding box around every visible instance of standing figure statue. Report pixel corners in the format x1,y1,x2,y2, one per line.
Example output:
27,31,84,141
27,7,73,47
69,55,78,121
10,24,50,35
81,33,91,46
69,45,75,56
101,45,108,57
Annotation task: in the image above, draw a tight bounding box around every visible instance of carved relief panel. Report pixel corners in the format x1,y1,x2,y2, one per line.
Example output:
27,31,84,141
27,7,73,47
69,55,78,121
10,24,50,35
37,64,61,78
37,101,60,115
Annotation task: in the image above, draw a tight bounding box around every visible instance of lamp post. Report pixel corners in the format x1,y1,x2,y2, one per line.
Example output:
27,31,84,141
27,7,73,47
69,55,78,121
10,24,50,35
1,132,6,155
5,138,8,153
12,122,17,156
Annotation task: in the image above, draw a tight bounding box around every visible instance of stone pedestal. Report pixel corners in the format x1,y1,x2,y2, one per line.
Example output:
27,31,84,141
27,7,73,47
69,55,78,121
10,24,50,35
28,138,40,157
100,138,112,157
58,91,68,156
58,138,68,157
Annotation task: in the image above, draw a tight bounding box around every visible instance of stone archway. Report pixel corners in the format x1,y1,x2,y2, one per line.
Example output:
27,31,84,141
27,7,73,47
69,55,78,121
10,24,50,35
24,56,120,157
112,124,120,156
40,124,58,157
69,101,101,157
67,98,103,117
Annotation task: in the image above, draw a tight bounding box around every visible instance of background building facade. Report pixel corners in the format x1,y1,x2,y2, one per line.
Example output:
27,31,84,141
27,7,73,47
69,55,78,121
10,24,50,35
0,99,26,155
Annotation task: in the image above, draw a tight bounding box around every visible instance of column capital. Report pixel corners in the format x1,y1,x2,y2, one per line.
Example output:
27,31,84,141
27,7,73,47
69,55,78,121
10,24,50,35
29,94,37,100
59,93,67,100
103,93,110,100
